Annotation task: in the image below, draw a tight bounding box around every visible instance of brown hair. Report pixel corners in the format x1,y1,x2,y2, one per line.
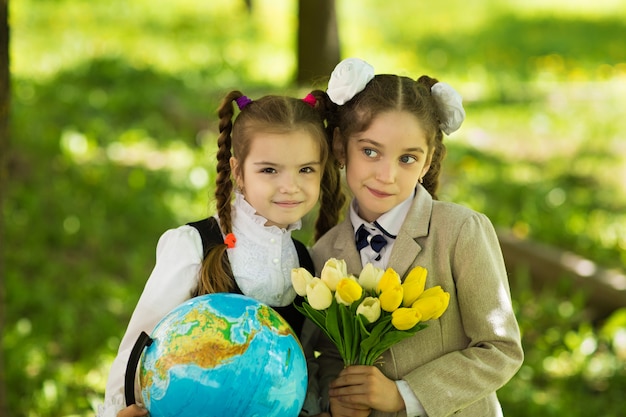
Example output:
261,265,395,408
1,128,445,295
330,74,447,199
195,90,345,296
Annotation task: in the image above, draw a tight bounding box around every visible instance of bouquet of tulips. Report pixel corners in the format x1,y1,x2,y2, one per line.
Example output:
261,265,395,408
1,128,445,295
291,258,450,366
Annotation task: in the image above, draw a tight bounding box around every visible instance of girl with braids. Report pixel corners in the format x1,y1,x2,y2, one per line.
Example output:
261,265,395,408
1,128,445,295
308,58,523,417
98,90,345,417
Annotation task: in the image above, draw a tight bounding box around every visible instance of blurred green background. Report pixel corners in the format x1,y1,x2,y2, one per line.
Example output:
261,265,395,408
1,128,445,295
5,0,626,416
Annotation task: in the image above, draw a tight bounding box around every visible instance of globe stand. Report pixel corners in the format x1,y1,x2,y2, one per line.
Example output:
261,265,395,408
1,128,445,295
124,331,153,406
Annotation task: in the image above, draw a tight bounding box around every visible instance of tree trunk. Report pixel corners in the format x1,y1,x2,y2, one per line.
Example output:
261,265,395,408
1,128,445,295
0,0,8,414
296,0,340,85
497,229,626,319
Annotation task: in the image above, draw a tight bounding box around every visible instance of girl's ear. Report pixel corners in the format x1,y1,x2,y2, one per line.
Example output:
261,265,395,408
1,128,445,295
421,149,434,179
332,127,346,166
230,157,244,189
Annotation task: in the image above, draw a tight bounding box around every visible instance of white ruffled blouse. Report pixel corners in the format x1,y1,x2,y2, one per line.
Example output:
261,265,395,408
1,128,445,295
96,192,301,416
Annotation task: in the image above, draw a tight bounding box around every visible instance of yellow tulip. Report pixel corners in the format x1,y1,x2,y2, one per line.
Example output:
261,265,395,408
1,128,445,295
391,307,423,330
320,258,348,291
412,286,450,321
379,285,403,312
306,278,333,310
419,285,445,298
335,277,363,306
376,268,401,294
401,266,428,307
291,267,314,297
358,263,384,291
356,297,381,324
430,291,450,319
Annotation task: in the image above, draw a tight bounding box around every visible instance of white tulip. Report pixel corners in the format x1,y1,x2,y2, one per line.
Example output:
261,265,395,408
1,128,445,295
320,258,347,291
291,267,314,297
358,263,384,291
356,297,381,324
306,278,333,310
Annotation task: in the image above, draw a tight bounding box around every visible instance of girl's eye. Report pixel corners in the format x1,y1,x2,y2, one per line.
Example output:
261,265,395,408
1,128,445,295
363,148,378,158
261,167,277,174
300,166,315,174
400,155,417,164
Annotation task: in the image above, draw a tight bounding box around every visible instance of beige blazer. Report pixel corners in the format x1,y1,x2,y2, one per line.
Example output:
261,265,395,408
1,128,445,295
310,186,524,417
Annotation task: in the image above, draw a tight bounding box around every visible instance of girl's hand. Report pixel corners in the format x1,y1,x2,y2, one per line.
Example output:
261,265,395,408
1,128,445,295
329,365,404,413
329,396,371,417
117,405,148,417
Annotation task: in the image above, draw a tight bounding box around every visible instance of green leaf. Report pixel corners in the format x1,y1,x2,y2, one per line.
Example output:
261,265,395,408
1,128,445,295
356,315,371,364
364,324,429,365
356,314,371,338
295,301,343,351
296,302,326,330
359,316,392,364
325,300,344,357
359,315,392,353
339,303,359,365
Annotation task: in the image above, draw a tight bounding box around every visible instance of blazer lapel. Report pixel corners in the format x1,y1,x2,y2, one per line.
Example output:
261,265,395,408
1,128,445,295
331,219,363,274
388,186,433,280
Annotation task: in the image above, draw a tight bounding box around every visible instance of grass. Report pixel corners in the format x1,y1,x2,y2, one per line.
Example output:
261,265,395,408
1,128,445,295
5,0,626,416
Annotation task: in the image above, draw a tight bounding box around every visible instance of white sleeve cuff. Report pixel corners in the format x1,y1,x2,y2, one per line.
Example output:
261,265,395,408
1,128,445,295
395,380,427,417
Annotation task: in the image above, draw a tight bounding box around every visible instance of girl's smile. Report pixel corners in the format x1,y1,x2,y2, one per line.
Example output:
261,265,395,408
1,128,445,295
274,200,303,207
366,186,394,198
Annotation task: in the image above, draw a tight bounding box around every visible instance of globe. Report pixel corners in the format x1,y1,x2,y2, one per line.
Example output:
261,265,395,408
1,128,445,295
138,293,307,417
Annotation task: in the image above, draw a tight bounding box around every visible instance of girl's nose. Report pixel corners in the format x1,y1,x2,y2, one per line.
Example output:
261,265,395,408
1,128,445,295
279,173,299,193
375,161,396,184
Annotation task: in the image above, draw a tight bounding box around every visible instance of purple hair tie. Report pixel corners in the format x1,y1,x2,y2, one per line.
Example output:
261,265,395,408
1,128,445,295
236,95,253,110
302,93,317,107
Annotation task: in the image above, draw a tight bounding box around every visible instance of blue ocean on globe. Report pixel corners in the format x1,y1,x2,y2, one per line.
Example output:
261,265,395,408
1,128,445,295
138,293,307,417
